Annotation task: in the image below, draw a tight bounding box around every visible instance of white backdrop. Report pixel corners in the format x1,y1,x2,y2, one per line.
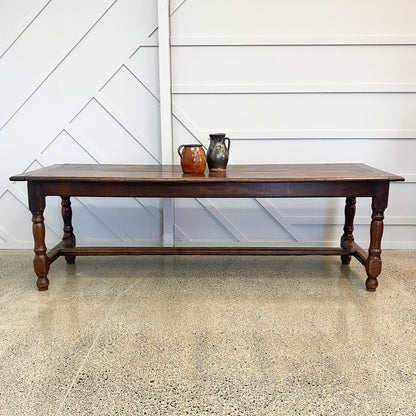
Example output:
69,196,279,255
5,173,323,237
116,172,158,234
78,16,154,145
1,0,415,249
1,0,163,248
171,0,416,248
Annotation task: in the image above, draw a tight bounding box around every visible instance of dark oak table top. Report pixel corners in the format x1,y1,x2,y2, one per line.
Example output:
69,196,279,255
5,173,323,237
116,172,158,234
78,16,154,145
10,163,404,183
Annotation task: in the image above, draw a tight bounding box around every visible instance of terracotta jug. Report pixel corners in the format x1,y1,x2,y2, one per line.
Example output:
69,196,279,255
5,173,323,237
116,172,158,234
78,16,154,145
206,133,230,172
177,144,206,174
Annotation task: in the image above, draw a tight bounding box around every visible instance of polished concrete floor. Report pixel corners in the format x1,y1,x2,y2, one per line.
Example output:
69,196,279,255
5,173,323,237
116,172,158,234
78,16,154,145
0,250,415,415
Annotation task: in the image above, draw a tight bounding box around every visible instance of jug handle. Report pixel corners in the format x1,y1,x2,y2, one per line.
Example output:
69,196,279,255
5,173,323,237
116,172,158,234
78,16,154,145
225,137,231,151
177,145,185,159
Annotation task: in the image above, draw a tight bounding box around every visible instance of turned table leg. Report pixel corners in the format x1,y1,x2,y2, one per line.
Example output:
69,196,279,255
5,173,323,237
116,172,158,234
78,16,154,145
61,196,76,264
28,184,49,291
365,192,388,292
341,197,356,265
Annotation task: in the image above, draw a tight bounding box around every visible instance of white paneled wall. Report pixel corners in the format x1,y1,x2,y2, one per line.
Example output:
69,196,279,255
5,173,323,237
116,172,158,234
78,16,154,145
1,0,415,249
170,0,416,248
1,0,162,248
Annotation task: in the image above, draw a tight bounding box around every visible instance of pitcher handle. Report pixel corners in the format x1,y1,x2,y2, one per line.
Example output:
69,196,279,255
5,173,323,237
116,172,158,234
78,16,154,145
225,137,230,151
177,145,185,159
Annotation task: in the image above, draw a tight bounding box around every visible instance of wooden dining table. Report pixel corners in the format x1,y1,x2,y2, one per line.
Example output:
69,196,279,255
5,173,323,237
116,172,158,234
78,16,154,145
10,163,404,292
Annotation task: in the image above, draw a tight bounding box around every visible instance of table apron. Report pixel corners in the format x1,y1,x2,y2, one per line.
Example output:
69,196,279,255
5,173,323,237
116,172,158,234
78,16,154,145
29,180,389,199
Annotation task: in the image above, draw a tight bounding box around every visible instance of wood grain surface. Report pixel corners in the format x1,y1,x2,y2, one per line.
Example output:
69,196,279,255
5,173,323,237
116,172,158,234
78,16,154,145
10,163,405,182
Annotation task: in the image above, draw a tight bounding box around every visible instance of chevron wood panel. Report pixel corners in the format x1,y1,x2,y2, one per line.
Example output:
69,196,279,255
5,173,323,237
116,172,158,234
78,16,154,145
1,0,162,248
171,0,416,249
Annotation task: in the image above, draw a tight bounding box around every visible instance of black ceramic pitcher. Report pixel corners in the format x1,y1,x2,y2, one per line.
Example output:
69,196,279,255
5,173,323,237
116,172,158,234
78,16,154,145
206,133,230,172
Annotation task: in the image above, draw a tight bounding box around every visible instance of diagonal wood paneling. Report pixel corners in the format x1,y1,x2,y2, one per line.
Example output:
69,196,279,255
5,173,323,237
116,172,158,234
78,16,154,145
0,0,118,129
1,0,163,248
1,0,159,189
0,0,52,58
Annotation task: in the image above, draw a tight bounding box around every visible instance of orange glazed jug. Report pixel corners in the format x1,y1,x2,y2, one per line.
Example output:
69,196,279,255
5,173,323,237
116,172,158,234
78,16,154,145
177,144,207,174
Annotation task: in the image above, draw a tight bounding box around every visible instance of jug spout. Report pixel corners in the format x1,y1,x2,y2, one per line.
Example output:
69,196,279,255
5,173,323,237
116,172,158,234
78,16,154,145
209,133,226,140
